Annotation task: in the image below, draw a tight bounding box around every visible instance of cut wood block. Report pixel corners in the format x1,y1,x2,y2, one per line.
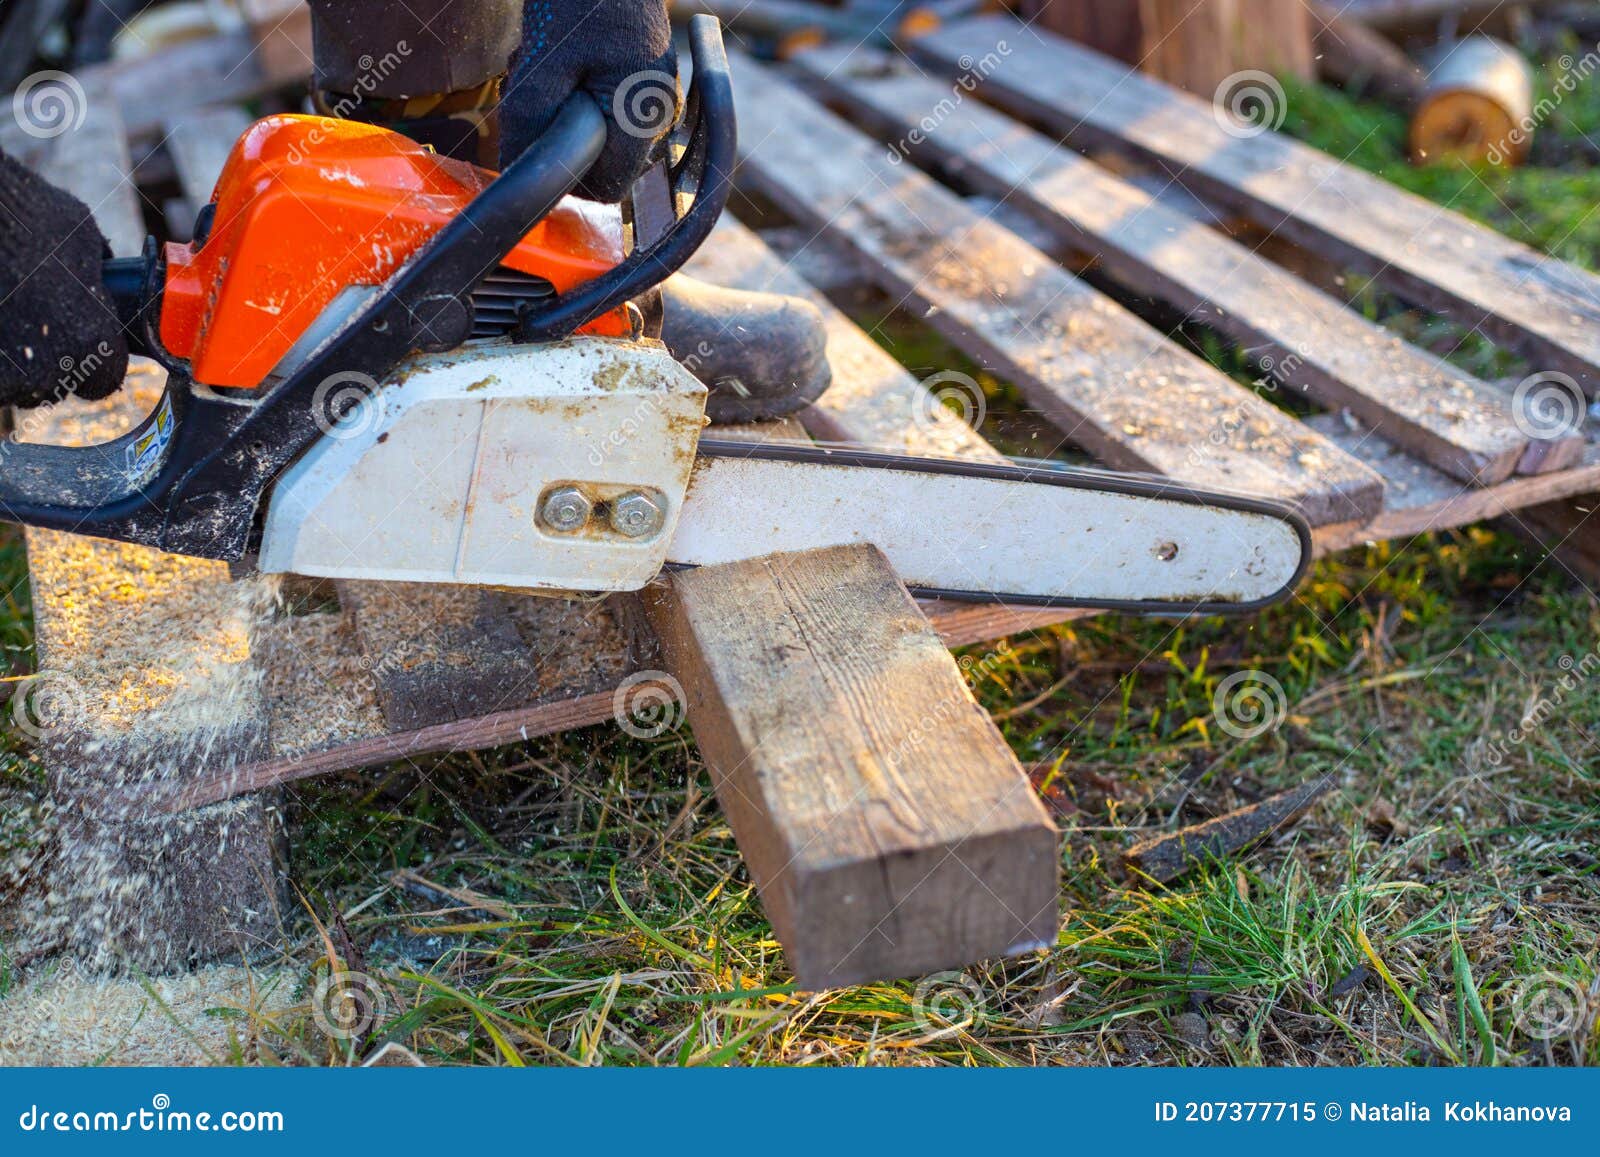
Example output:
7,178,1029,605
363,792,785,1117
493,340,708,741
911,17,1600,395
18,367,281,969
727,50,1385,527
336,582,545,731
795,44,1578,485
644,544,1058,988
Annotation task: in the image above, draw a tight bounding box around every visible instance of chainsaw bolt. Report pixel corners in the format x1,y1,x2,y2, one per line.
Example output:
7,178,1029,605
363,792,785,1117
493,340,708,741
539,487,593,533
610,491,665,539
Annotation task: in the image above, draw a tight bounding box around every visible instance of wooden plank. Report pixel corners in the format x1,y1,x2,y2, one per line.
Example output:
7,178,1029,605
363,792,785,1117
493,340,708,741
1308,415,1600,554
18,367,281,967
727,50,1385,527
795,44,1578,485
30,78,144,257
690,219,1000,461
134,592,1087,813
643,543,1058,988
164,105,253,207
911,16,1600,395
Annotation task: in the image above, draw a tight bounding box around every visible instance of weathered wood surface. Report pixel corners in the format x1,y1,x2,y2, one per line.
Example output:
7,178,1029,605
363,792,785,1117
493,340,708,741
1308,415,1600,553
912,16,1600,394
164,105,253,205
336,582,547,731
727,50,1385,527
28,77,144,257
1017,0,1313,93
796,44,1577,486
645,544,1058,988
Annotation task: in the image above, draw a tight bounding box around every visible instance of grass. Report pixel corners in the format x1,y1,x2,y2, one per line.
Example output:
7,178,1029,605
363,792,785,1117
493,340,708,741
3,45,1600,1067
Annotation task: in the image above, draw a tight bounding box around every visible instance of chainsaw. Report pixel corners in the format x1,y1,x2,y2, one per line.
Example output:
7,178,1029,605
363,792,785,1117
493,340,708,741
0,18,1310,614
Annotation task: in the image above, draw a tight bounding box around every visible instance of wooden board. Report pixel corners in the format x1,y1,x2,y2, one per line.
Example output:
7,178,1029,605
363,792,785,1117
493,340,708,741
726,49,1387,527
164,105,253,206
910,16,1600,394
644,544,1058,988
30,77,143,257
795,43,1579,486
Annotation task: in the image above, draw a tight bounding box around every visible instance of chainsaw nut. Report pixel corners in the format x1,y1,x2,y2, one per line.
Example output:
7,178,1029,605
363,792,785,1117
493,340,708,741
610,491,665,539
539,486,593,533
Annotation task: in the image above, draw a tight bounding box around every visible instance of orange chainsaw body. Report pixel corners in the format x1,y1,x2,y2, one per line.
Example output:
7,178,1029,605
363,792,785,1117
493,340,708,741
158,114,630,390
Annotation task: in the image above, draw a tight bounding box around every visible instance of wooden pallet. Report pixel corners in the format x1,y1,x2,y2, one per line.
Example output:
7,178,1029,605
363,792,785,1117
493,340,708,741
11,15,1599,980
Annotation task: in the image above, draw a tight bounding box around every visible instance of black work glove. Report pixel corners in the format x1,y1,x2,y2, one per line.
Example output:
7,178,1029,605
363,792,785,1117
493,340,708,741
0,151,128,408
500,0,679,203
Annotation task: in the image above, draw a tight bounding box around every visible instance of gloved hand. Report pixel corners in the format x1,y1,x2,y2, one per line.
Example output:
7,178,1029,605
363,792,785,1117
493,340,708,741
0,151,128,409
499,0,679,202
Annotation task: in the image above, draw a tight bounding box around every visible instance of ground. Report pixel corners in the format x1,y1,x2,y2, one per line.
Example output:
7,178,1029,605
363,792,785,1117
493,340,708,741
1,40,1599,1067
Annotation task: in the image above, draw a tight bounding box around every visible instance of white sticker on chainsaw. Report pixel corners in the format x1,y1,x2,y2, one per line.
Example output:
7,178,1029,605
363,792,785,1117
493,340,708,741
126,394,174,487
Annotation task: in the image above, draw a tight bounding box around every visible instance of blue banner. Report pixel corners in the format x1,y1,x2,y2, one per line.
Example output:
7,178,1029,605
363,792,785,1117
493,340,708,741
1,1067,1593,1154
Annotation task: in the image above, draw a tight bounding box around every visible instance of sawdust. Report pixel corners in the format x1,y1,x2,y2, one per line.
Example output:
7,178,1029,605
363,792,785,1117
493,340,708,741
0,961,296,1066
13,363,285,970
257,611,387,758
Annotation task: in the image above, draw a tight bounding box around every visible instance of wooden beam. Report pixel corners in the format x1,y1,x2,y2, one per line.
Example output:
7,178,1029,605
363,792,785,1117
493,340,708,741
726,49,1385,527
644,544,1058,988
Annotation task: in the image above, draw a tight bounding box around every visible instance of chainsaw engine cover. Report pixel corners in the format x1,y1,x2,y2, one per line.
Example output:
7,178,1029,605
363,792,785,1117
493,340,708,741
257,337,707,590
158,114,631,389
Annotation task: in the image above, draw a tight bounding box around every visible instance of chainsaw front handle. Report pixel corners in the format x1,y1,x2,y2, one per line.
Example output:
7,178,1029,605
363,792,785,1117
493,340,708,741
0,18,734,561
517,13,736,341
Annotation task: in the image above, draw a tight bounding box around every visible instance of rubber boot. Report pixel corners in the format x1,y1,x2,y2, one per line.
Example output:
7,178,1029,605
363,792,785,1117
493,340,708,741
658,273,831,424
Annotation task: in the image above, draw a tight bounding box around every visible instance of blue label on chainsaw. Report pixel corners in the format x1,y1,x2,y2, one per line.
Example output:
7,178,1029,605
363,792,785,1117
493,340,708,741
125,394,174,487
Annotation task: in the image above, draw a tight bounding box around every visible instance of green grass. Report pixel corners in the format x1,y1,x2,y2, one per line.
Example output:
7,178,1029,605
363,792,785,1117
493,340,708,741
3,46,1600,1067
